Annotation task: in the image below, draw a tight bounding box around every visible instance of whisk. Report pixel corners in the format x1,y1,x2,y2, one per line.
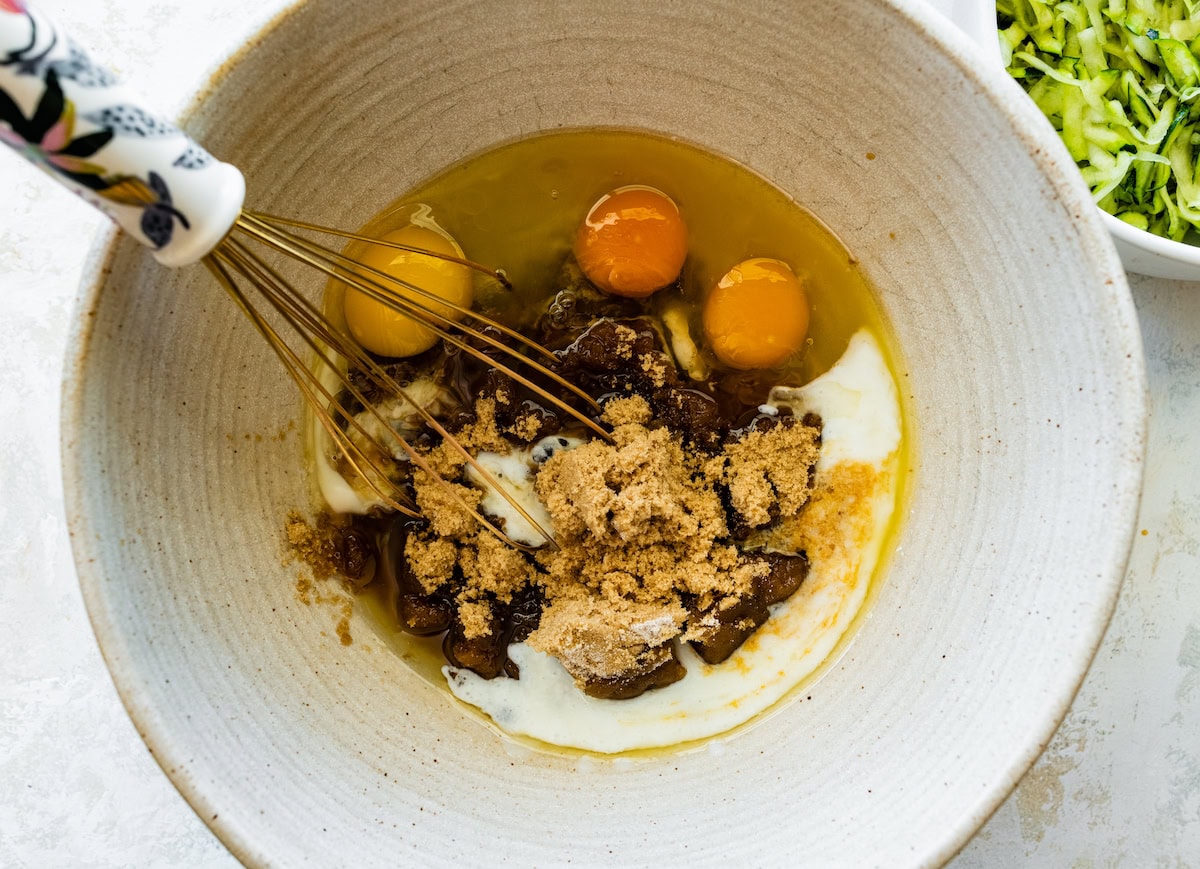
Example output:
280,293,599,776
0,3,604,549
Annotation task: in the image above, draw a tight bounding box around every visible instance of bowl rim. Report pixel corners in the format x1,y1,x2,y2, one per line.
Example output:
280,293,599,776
58,0,1148,865
906,5,1146,854
1102,208,1200,265
59,2,310,865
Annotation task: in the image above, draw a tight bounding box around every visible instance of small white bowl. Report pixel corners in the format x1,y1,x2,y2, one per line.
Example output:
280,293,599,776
62,0,1146,865
1103,210,1200,279
937,0,1200,280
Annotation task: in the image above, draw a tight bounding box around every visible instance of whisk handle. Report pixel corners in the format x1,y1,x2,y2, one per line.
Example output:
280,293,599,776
0,2,244,266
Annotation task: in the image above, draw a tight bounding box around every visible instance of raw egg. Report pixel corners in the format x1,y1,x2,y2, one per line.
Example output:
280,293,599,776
703,258,809,370
573,185,687,298
343,222,473,358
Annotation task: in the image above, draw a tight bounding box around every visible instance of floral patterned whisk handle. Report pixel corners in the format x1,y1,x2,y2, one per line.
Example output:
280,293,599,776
0,1,245,266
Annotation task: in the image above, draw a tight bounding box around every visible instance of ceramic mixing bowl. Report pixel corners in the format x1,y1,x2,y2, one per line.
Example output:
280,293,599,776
62,0,1146,864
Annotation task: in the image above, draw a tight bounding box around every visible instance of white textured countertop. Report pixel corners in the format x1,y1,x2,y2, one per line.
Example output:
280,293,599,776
1,1,1197,865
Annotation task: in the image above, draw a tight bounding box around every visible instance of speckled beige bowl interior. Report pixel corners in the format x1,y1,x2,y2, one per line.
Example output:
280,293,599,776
62,0,1146,865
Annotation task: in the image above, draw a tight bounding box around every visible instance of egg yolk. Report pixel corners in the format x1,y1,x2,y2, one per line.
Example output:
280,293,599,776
343,224,473,358
573,185,687,298
703,258,809,370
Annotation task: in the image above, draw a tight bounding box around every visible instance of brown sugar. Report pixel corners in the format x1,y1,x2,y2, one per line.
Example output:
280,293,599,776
510,411,546,442
418,397,514,480
600,394,653,426
762,461,883,564
530,586,687,680
450,397,512,455
310,309,828,691
611,323,639,358
521,408,804,685
368,389,824,688
284,510,341,579
284,512,357,646
457,599,497,639
414,472,483,538
456,531,538,605
721,421,821,528
638,349,672,388
404,532,458,594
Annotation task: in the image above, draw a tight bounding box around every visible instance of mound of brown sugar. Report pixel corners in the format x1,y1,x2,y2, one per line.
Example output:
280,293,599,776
525,400,822,683
720,420,820,528
393,391,821,686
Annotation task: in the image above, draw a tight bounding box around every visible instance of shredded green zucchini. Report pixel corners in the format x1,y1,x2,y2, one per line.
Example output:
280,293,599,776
1000,0,1200,240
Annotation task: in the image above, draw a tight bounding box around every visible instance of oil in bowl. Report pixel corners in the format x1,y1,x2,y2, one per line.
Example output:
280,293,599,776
303,128,908,754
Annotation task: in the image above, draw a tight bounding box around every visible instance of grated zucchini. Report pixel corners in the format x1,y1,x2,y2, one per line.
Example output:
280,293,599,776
1000,0,1200,240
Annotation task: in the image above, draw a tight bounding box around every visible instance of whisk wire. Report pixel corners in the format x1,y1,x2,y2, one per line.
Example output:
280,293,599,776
212,243,433,508
239,213,546,359
204,251,422,519
235,213,610,439
216,237,559,550
228,237,558,549
246,211,513,288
